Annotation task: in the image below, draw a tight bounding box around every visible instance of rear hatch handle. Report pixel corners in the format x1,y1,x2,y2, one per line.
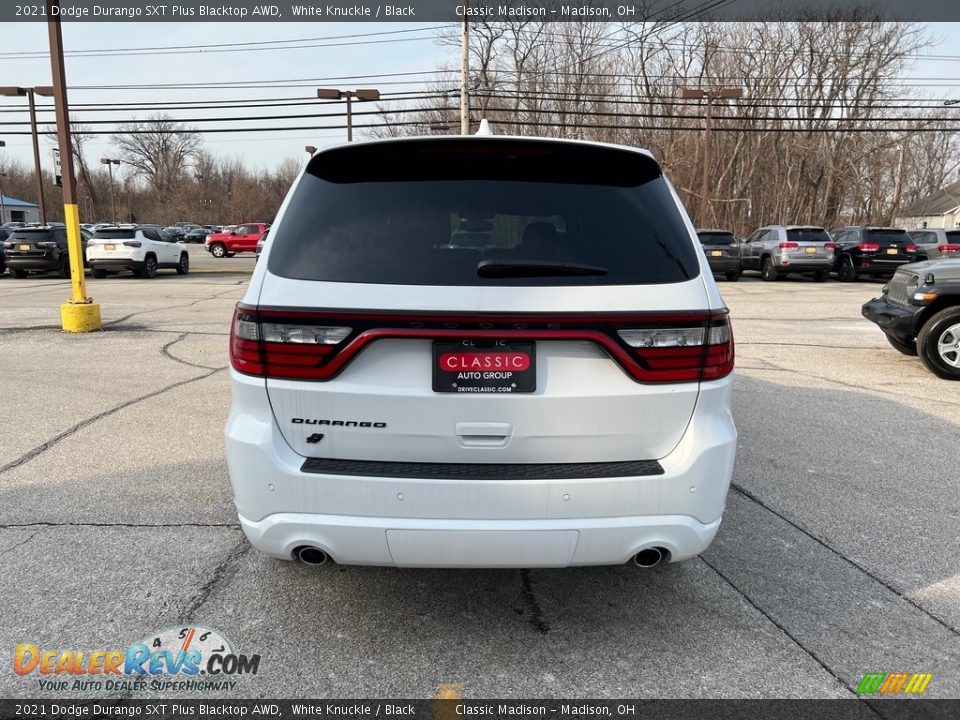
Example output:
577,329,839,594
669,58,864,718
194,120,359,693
455,422,513,448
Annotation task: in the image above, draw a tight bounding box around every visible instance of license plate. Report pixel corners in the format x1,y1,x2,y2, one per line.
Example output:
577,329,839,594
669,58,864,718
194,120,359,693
19,244,30,251
805,246,817,254
433,341,536,393
887,248,898,255
104,244,116,251
709,250,723,257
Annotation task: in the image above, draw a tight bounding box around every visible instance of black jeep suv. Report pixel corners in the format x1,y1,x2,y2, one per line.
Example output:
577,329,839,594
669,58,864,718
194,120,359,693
829,227,917,282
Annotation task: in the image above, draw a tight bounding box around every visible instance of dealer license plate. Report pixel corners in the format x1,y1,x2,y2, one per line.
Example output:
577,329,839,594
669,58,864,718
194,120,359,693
433,341,536,393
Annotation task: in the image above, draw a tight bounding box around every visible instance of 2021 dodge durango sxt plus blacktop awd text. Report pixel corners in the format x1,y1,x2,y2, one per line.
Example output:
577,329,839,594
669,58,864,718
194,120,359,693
225,135,737,569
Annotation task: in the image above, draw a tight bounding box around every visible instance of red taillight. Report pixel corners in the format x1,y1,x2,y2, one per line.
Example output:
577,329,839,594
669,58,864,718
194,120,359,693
123,241,142,248
824,242,836,250
858,242,880,252
906,244,917,253
230,305,734,384
938,244,960,253
37,241,58,249
778,242,799,250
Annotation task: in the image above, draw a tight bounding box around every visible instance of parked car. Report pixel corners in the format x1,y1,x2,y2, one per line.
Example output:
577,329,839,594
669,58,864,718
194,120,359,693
255,228,269,259
829,226,917,282
226,135,737,569
0,227,8,275
2,221,26,229
907,228,960,262
86,224,189,278
205,222,269,257
862,259,960,379
740,225,834,281
163,225,186,242
3,225,87,278
184,227,212,243
696,228,741,281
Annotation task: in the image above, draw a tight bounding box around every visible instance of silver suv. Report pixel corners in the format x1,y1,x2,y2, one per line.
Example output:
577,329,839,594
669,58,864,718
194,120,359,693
225,135,737,569
907,228,960,262
740,225,835,282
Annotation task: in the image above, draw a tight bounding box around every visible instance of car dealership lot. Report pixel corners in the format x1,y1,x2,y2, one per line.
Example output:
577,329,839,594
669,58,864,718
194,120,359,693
0,272,957,699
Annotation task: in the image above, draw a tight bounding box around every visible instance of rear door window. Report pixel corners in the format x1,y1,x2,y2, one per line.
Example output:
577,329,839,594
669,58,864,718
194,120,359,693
268,139,700,286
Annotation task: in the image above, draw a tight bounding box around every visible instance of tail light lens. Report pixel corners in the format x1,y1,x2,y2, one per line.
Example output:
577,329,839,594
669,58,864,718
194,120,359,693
37,241,58,249
778,242,799,250
230,306,734,384
859,242,880,252
122,241,142,248
906,244,917,253
824,242,836,250
938,244,960,253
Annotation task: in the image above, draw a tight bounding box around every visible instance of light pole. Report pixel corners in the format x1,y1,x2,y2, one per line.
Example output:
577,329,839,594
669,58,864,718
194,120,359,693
0,139,5,224
100,158,120,225
680,86,743,226
316,88,381,142
48,0,100,332
0,85,54,224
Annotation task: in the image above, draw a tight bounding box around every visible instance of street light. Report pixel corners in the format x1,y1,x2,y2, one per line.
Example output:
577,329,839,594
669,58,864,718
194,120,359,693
316,88,381,142
0,85,53,225
680,86,744,226
305,145,317,156
100,158,121,225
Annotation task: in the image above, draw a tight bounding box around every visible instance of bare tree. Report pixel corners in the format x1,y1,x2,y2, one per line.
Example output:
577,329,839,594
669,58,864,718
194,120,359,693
112,114,202,194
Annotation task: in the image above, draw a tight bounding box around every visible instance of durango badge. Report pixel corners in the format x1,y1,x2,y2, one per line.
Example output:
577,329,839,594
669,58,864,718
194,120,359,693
291,418,386,428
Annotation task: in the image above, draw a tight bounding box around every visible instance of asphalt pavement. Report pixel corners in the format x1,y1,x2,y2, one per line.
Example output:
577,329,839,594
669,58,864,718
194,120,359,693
0,268,957,700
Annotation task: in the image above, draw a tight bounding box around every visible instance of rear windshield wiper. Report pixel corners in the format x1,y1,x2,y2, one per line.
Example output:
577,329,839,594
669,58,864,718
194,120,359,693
477,259,609,278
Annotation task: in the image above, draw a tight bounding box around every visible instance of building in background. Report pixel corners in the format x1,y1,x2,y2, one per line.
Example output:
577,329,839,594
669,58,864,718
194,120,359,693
896,180,960,229
0,196,40,224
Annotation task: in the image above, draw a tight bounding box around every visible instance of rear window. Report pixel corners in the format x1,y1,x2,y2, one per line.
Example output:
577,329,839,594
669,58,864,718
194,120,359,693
697,232,735,245
93,229,136,240
9,229,55,241
865,229,908,245
786,228,830,243
268,139,700,286
945,231,960,241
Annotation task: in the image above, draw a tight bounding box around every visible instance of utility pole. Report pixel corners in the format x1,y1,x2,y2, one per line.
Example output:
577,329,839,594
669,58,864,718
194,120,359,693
460,19,470,135
100,158,120,224
48,0,100,332
317,88,380,142
0,86,53,224
0,139,6,224
680,86,743,226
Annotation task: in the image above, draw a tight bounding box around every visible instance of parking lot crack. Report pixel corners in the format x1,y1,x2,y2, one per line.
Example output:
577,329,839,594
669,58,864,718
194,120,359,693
518,569,550,634
698,554,864,701
104,287,241,328
160,332,229,370
731,483,960,638
0,531,36,558
180,537,250,621
0,368,225,477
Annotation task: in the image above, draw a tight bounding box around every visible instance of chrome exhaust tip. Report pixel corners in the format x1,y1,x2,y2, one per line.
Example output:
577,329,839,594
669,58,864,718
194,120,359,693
633,547,665,568
296,546,329,566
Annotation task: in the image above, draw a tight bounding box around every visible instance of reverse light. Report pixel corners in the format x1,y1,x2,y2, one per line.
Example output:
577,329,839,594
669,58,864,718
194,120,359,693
261,324,352,345
859,242,880,252
618,327,705,348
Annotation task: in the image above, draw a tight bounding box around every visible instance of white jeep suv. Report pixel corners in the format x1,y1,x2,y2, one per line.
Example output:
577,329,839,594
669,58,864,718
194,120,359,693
86,225,189,278
226,136,737,569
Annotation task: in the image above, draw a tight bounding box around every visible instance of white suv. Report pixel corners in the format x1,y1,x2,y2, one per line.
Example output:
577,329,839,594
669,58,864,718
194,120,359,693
86,225,189,278
226,136,737,569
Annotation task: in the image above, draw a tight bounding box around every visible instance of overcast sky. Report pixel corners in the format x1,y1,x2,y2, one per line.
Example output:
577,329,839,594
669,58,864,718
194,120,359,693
0,21,958,178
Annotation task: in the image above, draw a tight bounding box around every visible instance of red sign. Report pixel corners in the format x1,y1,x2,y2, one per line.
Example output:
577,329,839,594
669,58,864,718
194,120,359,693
439,352,531,372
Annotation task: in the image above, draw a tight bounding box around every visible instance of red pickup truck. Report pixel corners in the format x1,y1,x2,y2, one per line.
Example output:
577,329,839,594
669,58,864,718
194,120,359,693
205,223,270,258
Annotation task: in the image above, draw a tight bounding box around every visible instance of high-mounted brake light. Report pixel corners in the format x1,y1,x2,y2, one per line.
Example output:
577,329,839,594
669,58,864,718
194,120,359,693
778,242,799,250
859,242,880,252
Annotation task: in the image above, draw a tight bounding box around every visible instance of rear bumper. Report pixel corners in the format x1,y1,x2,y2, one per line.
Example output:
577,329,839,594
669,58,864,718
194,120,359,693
777,258,832,271
853,258,913,276
88,257,145,271
861,296,923,342
4,258,59,272
706,257,739,273
225,371,737,568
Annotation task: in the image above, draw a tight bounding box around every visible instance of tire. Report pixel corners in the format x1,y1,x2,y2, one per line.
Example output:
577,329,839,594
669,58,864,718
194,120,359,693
91,269,107,279
725,269,741,282
813,269,829,282
58,257,72,279
760,256,779,282
917,307,960,380
11,268,27,279
176,253,189,275
139,254,158,279
884,333,917,356
837,256,857,282
210,243,227,258
226,252,236,258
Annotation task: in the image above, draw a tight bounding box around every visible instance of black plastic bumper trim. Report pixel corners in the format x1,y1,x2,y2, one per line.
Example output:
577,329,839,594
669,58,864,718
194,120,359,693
300,457,664,480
